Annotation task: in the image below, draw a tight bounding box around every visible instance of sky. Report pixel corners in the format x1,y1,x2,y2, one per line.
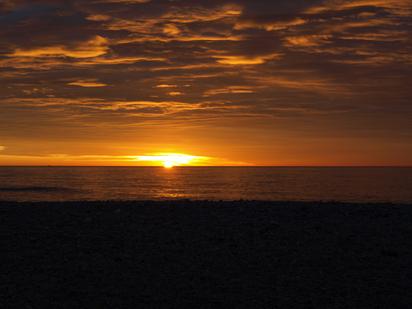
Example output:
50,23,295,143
0,0,411,166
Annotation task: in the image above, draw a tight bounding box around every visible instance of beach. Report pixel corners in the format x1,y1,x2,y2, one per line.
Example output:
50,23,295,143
2,200,412,308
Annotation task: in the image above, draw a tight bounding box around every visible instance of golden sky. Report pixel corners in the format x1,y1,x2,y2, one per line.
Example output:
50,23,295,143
0,0,411,166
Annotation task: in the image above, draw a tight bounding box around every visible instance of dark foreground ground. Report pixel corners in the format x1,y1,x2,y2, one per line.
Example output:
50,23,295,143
1,200,412,308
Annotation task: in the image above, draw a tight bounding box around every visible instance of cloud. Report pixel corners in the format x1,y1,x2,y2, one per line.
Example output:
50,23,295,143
0,0,411,166
285,35,332,47
168,92,183,96
0,146,5,151
97,100,209,115
163,24,181,36
161,4,242,23
0,54,166,70
235,17,306,31
155,84,178,88
213,54,281,65
305,0,412,15
67,80,108,88
76,56,167,65
9,36,109,59
0,152,251,166
86,14,112,21
203,86,255,97
0,96,292,127
252,76,350,95
0,97,241,117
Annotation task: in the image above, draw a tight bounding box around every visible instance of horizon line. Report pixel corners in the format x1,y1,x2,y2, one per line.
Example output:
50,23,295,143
0,165,411,168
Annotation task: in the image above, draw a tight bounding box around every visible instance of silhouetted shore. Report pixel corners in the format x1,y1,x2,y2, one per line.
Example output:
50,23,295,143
2,200,412,308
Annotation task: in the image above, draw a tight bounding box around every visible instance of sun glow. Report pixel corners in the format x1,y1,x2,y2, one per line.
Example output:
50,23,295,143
163,161,175,168
136,153,208,168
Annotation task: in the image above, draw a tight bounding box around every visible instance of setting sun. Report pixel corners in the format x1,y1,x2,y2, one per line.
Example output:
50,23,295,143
136,153,208,168
163,161,175,169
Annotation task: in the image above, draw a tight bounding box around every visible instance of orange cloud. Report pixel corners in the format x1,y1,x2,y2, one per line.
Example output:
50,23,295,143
163,24,181,36
155,84,178,88
99,101,198,114
117,34,243,43
86,14,112,21
306,0,412,15
0,152,251,167
106,4,242,36
340,31,409,42
203,86,256,96
0,98,252,121
214,54,281,65
0,54,164,71
76,56,166,65
9,36,109,59
235,18,306,31
168,92,183,96
285,35,332,47
253,76,350,94
67,80,108,88
164,4,242,23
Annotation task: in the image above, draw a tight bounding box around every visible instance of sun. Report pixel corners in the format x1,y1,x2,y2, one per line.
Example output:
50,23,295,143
163,161,175,169
136,153,208,168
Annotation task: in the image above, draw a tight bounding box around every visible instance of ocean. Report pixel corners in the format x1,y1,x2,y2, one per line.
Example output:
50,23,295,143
0,166,411,203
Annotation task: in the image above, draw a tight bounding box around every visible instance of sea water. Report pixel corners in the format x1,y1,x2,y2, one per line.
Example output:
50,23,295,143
0,167,411,203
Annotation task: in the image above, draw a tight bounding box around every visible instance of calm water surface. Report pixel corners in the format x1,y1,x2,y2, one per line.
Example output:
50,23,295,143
0,167,411,203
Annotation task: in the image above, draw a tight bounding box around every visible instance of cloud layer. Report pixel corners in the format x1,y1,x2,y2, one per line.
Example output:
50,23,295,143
1,0,411,164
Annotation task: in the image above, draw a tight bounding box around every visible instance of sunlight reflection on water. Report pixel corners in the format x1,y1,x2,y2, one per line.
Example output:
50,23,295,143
0,167,411,203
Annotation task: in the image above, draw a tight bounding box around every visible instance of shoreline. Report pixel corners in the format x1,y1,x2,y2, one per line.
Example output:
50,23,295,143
2,200,412,308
